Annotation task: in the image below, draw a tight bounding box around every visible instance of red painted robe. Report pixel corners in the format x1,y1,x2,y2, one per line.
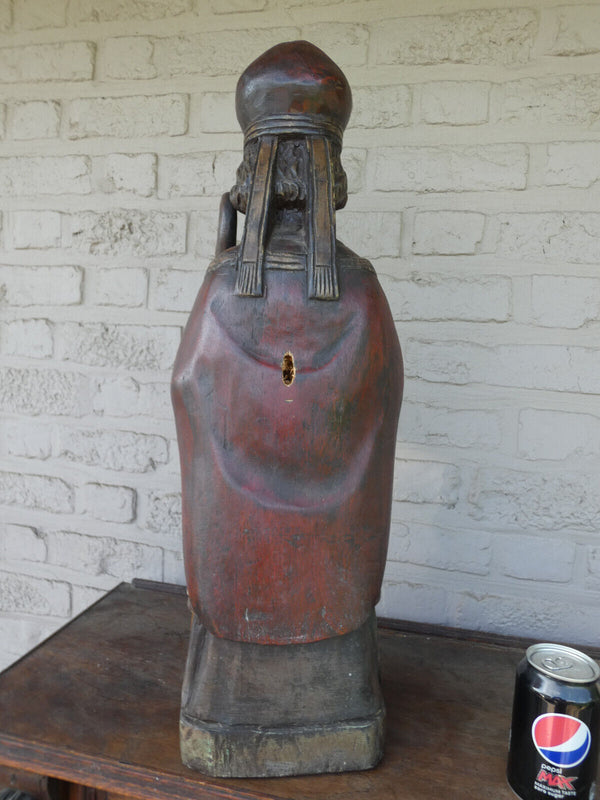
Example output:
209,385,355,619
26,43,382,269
172,241,403,645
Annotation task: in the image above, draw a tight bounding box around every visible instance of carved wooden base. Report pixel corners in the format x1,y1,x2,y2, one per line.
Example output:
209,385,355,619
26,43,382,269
179,613,385,777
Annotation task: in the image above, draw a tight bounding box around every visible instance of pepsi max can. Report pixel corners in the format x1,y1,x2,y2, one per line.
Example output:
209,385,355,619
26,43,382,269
507,643,600,800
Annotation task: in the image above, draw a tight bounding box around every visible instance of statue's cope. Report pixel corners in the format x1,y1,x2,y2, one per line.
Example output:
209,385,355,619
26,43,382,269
172,40,403,777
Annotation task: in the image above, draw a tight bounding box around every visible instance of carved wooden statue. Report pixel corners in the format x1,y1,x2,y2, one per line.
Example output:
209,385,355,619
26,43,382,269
171,40,403,778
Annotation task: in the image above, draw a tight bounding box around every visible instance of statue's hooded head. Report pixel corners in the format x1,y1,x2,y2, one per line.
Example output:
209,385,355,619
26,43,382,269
231,41,352,300
236,40,352,148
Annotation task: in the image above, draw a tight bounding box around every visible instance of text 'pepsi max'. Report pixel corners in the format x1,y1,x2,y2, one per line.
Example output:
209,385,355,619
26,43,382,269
507,643,600,800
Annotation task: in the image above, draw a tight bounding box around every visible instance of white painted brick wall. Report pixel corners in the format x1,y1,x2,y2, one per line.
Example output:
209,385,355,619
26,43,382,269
518,409,600,460
3,420,53,460
0,367,89,416
56,323,180,370
0,41,94,83
0,156,91,195
373,144,528,193
0,266,82,306
65,95,188,139
83,483,137,524
12,211,62,250
87,268,148,308
2,0,600,671
96,154,157,198
418,82,490,126
91,377,172,419
530,276,600,328
372,9,538,66
0,471,74,513
412,212,486,256
9,101,61,139
57,427,169,473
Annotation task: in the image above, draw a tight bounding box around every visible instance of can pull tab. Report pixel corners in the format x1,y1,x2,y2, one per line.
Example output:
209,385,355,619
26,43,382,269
542,656,574,671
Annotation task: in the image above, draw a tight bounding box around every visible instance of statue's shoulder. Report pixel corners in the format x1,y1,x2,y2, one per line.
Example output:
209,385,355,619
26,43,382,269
335,241,375,273
207,242,374,275
206,246,238,274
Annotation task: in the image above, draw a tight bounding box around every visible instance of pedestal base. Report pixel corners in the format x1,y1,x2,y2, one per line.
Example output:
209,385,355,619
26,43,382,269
180,613,385,777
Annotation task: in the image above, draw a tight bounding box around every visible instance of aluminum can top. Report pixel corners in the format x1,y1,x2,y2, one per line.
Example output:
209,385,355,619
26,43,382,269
526,643,600,684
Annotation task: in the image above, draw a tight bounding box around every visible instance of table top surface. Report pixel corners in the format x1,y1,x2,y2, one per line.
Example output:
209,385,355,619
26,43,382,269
0,581,592,800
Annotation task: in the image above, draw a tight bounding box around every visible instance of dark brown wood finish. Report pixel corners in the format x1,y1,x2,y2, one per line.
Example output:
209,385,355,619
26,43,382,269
171,41,404,776
1,582,595,800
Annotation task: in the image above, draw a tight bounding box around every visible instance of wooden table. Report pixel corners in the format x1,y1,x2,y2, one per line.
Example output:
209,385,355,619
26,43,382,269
0,581,582,800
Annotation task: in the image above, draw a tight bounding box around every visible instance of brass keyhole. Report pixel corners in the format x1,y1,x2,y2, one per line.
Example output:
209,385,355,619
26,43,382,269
282,352,295,386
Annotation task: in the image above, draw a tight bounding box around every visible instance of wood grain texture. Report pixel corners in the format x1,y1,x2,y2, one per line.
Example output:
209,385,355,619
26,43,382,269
179,612,384,776
171,252,403,646
2,582,597,800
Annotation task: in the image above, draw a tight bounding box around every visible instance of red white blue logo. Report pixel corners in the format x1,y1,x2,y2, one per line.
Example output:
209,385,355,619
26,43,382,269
532,713,591,768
